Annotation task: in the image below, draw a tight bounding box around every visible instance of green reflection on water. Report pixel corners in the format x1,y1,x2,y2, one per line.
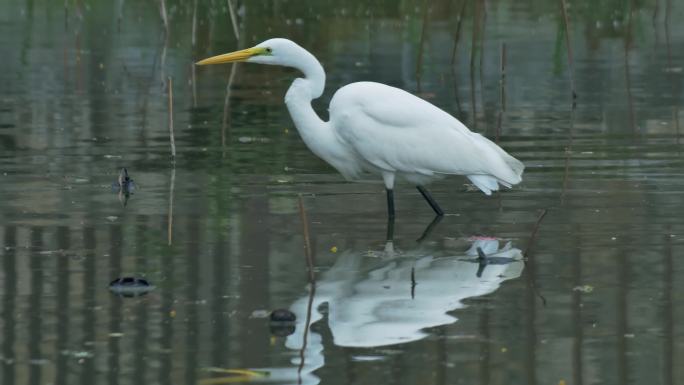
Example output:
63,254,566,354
0,0,683,384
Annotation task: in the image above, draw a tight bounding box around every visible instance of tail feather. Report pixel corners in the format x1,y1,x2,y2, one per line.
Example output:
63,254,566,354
467,175,500,196
471,133,525,186
501,152,524,180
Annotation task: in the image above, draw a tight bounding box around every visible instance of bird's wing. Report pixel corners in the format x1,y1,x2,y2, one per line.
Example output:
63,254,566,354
329,82,523,185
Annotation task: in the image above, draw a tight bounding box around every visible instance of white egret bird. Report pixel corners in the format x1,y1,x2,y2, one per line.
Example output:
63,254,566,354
197,38,524,218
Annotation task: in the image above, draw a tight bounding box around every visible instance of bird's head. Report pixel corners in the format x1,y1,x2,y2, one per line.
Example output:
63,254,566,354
196,38,306,68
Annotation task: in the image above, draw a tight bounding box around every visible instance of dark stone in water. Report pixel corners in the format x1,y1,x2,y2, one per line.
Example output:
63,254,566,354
270,308,296,323
109,277,153,297
270,324,296,337
269,309,296,337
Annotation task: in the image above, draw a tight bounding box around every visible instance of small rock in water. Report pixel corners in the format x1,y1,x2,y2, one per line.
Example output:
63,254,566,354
109,277,154,297
269,308,296,337
270,308,296,323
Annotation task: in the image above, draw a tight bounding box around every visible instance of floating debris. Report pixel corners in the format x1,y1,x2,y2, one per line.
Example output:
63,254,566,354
573,285,594,293
60,350,94,359
111,168,135,207
199,368,270,385
237,136,271,144
249,310,270,319
108,277,154,297
111,168,135,193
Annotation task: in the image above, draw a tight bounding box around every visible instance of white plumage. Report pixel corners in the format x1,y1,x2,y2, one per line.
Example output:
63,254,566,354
198,38,524,214
329,81,524,194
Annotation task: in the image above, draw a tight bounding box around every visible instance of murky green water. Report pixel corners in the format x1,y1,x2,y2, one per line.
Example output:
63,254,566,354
1,0,684,384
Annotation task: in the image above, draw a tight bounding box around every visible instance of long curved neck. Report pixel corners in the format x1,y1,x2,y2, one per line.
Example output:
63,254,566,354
284,52,341,165
288,48,326,99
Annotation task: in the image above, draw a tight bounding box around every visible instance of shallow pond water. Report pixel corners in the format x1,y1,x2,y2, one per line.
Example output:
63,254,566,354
1,0,684,384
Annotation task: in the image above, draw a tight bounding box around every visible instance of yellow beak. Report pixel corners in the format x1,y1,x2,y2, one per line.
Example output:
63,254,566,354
196,47,265,66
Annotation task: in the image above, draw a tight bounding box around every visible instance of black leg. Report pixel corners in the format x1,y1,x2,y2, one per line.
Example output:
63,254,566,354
386,215,395,242
386,188,395,219
416,186,444,216
386,188,395,242
416,215,443,243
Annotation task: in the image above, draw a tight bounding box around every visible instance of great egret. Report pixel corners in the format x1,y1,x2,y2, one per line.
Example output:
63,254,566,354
197,38,524,218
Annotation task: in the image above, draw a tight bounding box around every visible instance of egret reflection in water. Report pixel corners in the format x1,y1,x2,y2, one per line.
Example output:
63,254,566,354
205,238,523,385
287,237,523,349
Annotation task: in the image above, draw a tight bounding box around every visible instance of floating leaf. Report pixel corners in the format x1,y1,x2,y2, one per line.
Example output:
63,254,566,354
573,285,594,293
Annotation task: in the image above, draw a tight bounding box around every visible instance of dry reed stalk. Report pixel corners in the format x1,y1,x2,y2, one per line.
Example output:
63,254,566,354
227,0,239,40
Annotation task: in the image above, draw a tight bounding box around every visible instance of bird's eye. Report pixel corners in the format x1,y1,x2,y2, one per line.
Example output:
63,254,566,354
265,47,273,54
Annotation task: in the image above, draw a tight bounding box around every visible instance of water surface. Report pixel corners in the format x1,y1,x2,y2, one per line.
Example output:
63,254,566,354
1,0,684,384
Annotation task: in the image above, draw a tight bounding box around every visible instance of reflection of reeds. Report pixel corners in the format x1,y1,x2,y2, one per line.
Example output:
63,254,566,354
222,63,238,151
652,0,660,44
167,168,176,246
499,43,506,111
168,74,176,245
663,228,674,384
571,231,583,385
450,0,467,65
675,109,681,152
64,0,68,30
478,0,486,93
2,227,17,383
448,0,466,116
469,0,483,129
298,280,316,380
523,209,548,259
523,209,548,307
296,195,316,380
616,241,628,384
559,0,577,101
625,0,637,136
561,108,575,204
221,3,242,155
665,0,672,68
168,76,177,160
495,42,506,144
116,0,123,32
415,0,429,93
191,0,198,107
469,7,480,128
297,195,315,283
